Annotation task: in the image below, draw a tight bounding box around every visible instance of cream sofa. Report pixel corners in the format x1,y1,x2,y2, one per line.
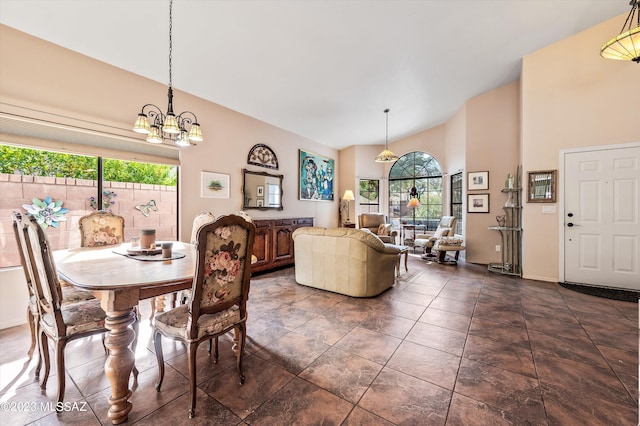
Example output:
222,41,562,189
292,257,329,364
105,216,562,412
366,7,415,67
292,227,402,297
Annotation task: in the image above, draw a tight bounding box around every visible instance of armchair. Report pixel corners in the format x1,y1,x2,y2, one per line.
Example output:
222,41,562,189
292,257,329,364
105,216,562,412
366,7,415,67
414,216,457,255
357,213,398,244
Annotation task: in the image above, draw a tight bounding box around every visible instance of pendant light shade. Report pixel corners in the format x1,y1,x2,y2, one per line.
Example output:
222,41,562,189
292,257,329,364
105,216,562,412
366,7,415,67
600,0,640,63
375,109,399,163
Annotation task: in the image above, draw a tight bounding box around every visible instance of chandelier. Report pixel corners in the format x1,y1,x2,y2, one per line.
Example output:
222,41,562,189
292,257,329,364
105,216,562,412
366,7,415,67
374,109,399,163
600,0,640,63
133,0,203,146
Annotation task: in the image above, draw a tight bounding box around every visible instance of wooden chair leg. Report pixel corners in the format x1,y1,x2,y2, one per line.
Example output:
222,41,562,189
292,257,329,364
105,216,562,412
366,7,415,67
27,307,36,359
154,331,165,392
39,332,50,389
55,341,66,411
187,342,197,418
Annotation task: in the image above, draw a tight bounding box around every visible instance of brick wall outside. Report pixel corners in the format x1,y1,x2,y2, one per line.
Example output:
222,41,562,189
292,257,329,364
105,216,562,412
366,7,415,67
0,173,177,268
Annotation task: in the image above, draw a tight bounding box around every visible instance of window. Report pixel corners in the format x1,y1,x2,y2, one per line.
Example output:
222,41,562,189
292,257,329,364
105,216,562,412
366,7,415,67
0,145,177,268
388,152,443,243
450,172,463,235
358,178,380,213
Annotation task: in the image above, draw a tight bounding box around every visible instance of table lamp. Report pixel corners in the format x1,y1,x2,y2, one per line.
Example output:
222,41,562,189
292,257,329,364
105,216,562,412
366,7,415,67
407,188,421,242
342,190,355,224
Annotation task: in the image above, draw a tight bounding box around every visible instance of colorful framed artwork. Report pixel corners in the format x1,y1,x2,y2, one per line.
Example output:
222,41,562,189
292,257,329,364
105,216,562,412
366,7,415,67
468,193,489,213
468,171,489,191
299,149,335,201
201,171,230,199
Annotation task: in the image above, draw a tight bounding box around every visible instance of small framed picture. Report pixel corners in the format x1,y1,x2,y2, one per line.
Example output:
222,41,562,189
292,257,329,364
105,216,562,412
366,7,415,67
468,171,489,191
256,199,264,207
468,193,489,213
256,185,264,197
201,171,230,199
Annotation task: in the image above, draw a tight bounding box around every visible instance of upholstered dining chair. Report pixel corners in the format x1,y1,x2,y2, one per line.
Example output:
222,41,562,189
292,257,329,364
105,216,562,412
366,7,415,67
11,212,95,376
17,213,123,410
153,214,255,418
78,211,125,248
190,211,216,244
79,211,162,318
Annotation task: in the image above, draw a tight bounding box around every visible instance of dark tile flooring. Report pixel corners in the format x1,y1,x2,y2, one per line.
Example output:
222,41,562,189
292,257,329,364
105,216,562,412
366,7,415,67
1,255,638,425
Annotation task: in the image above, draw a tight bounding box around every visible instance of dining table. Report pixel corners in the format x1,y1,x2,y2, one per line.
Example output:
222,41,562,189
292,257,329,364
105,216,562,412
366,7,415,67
53,242,196,425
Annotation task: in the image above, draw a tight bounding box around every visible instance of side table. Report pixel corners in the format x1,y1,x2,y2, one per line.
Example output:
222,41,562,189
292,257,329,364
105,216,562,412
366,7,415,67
396,245,410,277
343,223,356,228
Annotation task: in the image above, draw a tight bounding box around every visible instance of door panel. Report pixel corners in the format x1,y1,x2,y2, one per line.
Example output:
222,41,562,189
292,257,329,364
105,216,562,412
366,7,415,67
564,146,640,290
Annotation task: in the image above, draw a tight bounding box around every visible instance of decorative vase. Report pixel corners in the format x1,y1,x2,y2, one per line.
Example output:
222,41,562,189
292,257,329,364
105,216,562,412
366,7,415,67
504,191,515,208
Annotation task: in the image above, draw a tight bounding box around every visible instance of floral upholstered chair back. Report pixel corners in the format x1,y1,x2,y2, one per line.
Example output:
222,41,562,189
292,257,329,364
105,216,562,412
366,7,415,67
188,214,255,334
79,211,125,247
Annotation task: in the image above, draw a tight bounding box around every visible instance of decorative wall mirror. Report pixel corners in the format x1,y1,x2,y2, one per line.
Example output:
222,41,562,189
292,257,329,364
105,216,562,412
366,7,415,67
242,168,284,210
527,170,556,203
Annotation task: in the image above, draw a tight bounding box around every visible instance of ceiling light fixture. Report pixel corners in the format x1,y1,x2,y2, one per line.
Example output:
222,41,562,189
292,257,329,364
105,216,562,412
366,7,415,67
133,0,203,146
600,0,640,63
374,108,399,163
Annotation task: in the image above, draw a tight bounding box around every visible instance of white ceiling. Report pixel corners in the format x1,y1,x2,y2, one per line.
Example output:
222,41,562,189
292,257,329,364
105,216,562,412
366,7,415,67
0,0,629,149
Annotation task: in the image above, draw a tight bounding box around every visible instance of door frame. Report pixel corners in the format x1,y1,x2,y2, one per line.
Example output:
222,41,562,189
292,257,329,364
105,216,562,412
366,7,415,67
558,141,640,284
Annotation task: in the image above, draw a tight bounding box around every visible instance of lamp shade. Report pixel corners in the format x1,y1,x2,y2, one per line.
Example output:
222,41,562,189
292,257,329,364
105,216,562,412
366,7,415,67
342,190,355,201
375,149,399,163
600,25,640,62
407,197,420,208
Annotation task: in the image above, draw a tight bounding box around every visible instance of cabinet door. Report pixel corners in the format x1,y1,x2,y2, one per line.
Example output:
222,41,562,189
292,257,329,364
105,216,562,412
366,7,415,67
252,223,271,270
272,225,295,264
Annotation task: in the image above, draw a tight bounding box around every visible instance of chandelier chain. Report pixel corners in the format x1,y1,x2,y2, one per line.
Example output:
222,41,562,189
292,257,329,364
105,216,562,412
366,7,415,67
168,0,173,88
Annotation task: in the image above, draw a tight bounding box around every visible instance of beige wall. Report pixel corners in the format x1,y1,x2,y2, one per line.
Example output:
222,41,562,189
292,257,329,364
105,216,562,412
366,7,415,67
521,13,640,281
0,25,340,244
464,82,520,264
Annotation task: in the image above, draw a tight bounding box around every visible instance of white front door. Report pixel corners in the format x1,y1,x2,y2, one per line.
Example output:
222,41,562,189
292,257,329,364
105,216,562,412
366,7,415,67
564,145,640,291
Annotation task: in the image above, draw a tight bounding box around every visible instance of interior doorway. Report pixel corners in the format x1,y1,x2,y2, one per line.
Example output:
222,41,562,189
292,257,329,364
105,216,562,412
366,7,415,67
561,143,640,291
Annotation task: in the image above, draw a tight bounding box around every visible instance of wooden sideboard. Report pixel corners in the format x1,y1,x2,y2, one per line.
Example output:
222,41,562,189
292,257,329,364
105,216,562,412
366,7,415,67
251,217,314,273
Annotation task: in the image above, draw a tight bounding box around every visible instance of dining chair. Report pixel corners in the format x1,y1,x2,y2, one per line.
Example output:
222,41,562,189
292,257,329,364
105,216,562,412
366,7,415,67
19,213,139,410
153,214,256,418
79,211,159,319
177,211,217,306
78,211,125,247
11,212,95,376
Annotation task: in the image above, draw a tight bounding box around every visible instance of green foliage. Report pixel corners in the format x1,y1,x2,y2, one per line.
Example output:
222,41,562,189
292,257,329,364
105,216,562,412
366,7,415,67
0,145,176,186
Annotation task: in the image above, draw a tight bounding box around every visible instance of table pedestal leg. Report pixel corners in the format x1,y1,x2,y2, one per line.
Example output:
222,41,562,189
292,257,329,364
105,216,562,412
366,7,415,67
104,309,135,424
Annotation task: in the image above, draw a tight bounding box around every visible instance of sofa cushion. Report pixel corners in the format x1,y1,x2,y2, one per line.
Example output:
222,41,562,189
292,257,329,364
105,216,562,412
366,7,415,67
433,228,449,238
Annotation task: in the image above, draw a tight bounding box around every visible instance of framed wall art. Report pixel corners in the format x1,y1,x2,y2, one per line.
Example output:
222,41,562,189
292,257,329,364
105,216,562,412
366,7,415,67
468,193,489,213
247,143,279,169
527,170,556,203
468,171,489,190
201,171,230,199
299,149,335,201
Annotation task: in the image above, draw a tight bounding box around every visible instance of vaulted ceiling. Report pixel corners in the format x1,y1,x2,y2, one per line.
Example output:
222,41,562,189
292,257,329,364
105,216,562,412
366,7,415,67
0,0,629,149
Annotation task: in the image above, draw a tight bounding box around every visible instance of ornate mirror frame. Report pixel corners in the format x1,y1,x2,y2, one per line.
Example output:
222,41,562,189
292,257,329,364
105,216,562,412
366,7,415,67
242,168,284,210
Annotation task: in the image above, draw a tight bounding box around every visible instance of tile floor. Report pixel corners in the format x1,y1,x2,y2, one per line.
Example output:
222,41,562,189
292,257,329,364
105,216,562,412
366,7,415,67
0,255,637,425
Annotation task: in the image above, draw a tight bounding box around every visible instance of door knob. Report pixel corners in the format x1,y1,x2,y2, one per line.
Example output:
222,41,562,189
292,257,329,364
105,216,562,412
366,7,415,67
567,223,580,227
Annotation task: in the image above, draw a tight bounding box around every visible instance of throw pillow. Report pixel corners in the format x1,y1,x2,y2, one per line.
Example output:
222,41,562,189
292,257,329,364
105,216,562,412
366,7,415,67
377,224,391,236
433,228,449,238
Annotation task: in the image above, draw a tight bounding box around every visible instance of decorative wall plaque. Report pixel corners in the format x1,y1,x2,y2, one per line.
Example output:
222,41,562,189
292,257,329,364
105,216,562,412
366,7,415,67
247,144,279,169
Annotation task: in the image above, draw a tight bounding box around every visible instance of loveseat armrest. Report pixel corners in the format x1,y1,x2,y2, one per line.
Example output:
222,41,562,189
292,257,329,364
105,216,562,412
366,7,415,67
381,243,403,255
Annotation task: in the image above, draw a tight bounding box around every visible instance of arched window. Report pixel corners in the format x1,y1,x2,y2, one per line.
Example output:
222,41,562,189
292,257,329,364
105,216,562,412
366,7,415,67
389,152,443,244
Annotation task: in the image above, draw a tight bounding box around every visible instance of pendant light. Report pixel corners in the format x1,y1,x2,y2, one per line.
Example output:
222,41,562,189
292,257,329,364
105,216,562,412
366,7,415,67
132,0,204,146
600,0,640,63
375,109,399,163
